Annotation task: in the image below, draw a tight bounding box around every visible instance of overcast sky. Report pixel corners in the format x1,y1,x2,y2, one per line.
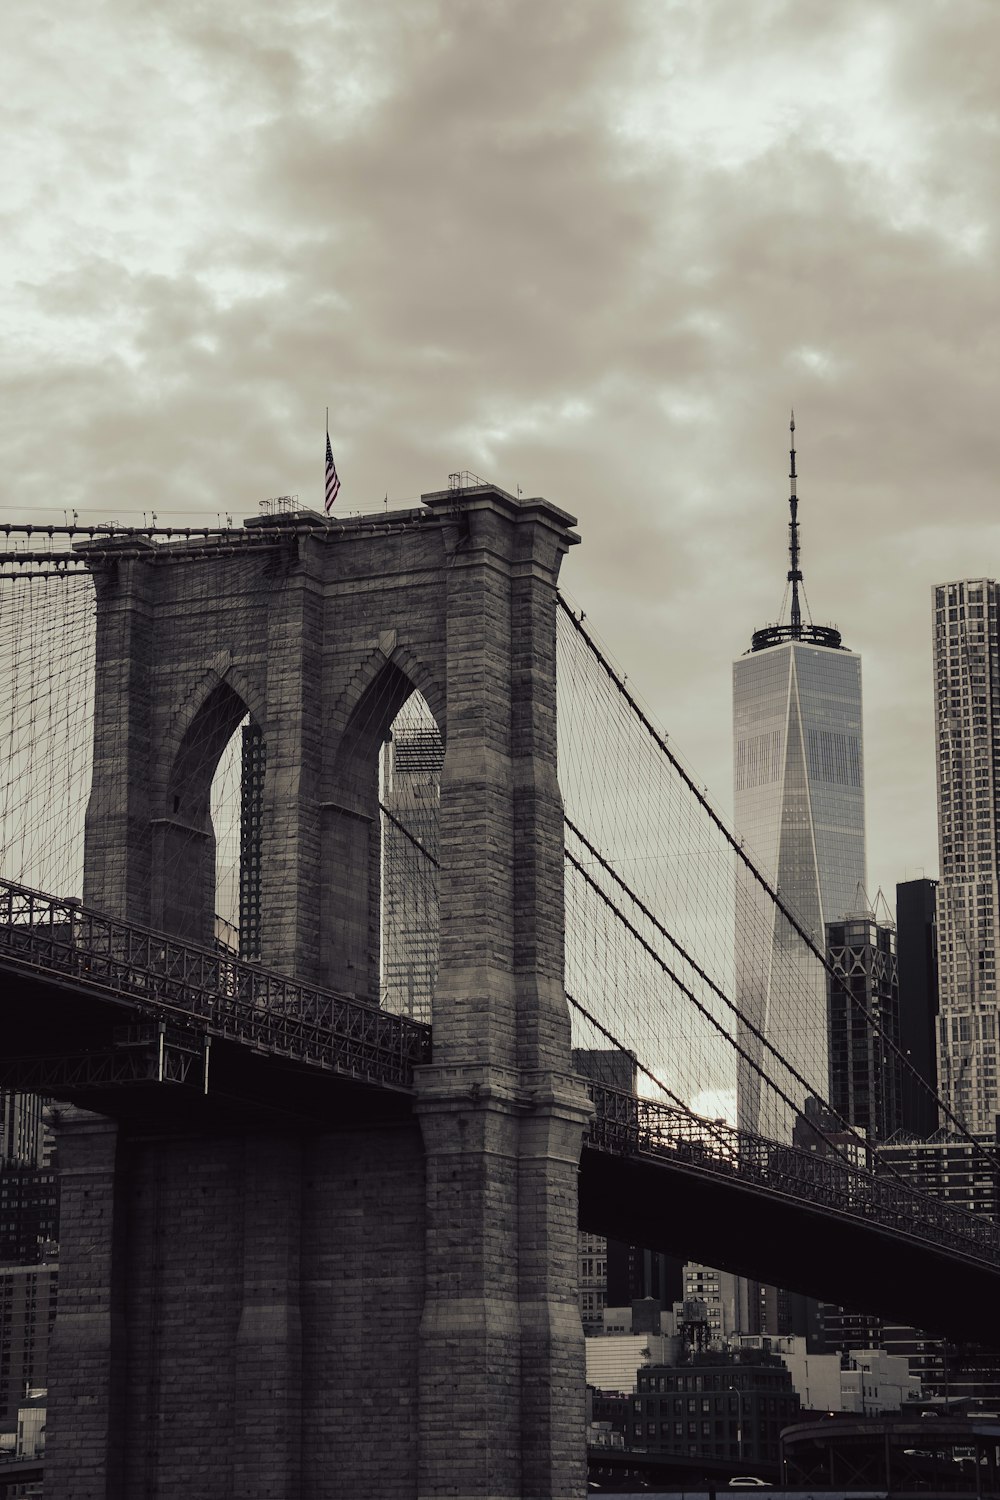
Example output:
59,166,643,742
3,0,999,904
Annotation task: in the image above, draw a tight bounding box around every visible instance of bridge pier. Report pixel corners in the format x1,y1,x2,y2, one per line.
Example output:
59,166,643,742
233,1135,303,1498
43,1109,126,1499
415,1072,588,1499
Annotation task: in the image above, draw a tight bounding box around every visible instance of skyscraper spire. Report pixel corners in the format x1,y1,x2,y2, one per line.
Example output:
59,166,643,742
749,414,844,653
788,410,801,633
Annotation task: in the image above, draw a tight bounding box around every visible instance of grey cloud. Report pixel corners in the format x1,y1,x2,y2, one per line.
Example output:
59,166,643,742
4,0,1000,900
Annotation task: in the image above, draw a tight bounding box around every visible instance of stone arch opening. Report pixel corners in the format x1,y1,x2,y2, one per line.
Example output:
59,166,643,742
379,692,442,1024
155,679,256,947
209,714,267,961
320,659,442,1003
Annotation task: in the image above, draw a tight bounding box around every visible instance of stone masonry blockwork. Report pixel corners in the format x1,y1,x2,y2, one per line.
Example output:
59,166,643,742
47,486,592,1498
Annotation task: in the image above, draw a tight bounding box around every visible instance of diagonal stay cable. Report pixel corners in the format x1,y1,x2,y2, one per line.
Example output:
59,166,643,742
565,817,874,1162
565,988,733,1153
385,795,864,1168
564,844,861,1172
381,798,729,1151
380,802,440,868
558,593,1000,1173
382,779,919,1181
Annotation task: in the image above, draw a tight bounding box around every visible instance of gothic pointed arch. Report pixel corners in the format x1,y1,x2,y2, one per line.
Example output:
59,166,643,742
330,636,445,753
160,655,267,818
166,678,251,824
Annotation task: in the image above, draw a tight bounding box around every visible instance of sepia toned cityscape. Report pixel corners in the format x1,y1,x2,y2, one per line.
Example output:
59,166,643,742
4,3,1000,1498
0,452,998,1497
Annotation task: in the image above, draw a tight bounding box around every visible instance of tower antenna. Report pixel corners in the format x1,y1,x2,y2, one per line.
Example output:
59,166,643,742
788,410,801,634
748,412,844,653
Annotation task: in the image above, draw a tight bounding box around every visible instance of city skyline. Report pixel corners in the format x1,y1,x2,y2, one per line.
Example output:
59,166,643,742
4,3,1000,905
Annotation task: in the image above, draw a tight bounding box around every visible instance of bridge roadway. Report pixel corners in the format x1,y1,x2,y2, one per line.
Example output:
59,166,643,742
1,877,998,1345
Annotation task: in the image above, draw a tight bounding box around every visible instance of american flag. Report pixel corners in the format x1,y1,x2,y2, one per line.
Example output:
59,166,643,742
325,432,341,512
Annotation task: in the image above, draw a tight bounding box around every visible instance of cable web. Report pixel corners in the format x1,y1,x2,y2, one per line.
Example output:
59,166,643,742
557,598,827,1138
0,550,258,953
0,560,95,899
557,594,997,1174
380,693,441,1024
0,528,992,1174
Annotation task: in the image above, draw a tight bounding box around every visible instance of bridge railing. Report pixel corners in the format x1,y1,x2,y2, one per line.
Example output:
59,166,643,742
0,879,432,1090
588,1083,1000,1267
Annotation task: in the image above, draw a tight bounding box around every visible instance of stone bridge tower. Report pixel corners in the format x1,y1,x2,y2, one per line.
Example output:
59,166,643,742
45,484,591,1498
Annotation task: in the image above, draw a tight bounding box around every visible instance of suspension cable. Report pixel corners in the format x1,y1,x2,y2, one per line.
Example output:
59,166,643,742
557,593,1000,1173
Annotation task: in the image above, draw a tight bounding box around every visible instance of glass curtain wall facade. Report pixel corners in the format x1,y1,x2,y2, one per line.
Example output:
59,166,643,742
734,641,867,1138
933,578,1000,1133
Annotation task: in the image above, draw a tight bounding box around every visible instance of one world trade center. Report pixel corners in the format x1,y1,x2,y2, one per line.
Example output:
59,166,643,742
733,419,867,1139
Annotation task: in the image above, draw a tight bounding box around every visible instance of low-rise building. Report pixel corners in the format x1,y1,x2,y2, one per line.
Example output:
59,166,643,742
733,1334,842,1413
17,1388,45,1459
840,1348,920,1414
633,1348,800,1465
734,1334,919,1414
585,1333,677,1396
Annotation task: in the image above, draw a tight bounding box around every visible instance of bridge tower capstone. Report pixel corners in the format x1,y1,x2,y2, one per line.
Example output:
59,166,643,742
45,485,591,1500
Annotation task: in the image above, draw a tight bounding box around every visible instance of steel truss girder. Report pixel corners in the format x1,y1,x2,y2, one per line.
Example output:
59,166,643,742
0,879,431,1091
588,1082,1000,1269
0,1027,206,1094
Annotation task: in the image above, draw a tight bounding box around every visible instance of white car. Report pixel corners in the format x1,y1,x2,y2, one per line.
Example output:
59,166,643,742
728,1480,773,1490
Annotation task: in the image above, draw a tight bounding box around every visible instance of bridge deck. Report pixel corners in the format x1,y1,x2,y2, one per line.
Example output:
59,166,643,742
2,879,999,1340
580,1084,1000,1345
0,879,430,1121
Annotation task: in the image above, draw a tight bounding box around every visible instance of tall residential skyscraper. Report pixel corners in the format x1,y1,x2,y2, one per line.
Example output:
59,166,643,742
932,578,1000,1133
734,420,867,1138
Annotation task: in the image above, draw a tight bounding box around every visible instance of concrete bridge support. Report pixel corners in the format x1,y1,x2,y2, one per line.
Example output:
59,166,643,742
45,485,590,1498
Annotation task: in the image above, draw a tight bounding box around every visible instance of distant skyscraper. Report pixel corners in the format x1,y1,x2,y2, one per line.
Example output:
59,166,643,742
895,877,940,1137
380,720,442,1023
826,913,901,1142
933,579,1000,1133
238,720,266,963
734,419,867,1138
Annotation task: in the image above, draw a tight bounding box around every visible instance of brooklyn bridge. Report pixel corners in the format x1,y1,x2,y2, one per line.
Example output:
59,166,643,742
0,481,995,1497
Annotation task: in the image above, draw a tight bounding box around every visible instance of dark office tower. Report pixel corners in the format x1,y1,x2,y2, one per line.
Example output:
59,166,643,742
827,913,901,1141
734,419,866,1139
896,878,940,1136
572,1048,638,1096
238,720,266,962
933,580,1000,1132
605,1241,684,1311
